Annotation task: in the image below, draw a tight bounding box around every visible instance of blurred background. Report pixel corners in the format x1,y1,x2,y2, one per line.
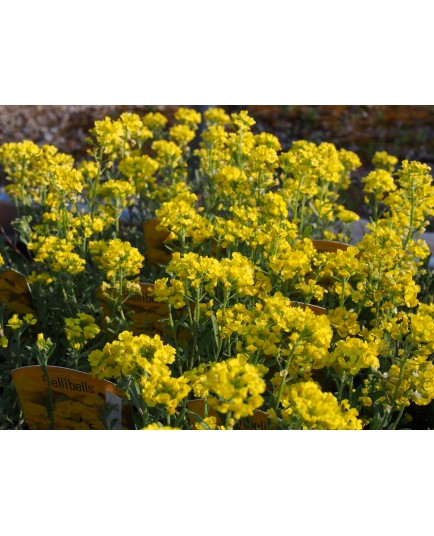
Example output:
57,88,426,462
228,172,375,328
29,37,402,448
0,105,432,163
1,105,433,217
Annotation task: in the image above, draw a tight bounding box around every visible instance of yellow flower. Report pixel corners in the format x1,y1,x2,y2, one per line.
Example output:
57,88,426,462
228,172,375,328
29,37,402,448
152,278,186,309
7,314,24,330
330,337,380,375
70,214,107,239
255,132,281,151
140,369,191,415
174,107,202,128
362,169,396,198
36,333,54,353
89,331,176,380
142,424,180,430
231,110,256,132
169,124,196,145
152,140,183,167
90,113,152,159
166,252,222,293
194,416,225,430
339,149,362,174
28,271,54,286
97,179,136,208
219,253,256,296
204,107,230,126
249,145,279,173
276,380,363,430
372,150,398,172
142,112,168,133
89,117,123,155
29,236,85,275
386,355,434,407
65,313,100,351
335,205,360,223
0,141,79,206
328,308,359,338
89,239,144,281
220,293,333,372
155,191,214,245
205,354,267,422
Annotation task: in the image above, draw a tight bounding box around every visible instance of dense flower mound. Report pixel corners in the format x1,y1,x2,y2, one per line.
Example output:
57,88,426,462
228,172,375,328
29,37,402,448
1,107,434,430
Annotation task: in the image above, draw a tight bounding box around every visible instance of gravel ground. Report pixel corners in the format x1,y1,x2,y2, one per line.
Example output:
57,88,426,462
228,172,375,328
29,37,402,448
1,105,433,162
0,105,176,164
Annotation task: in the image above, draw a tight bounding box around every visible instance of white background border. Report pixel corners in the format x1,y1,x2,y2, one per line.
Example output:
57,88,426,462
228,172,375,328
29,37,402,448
1,1,433,534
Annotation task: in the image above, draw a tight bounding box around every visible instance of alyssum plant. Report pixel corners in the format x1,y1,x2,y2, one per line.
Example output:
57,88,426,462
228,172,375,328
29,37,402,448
1,107,434,429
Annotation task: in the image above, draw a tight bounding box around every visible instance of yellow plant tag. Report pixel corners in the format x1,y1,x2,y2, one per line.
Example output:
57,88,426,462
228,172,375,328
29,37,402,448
0,268,36,315
11,365,132,430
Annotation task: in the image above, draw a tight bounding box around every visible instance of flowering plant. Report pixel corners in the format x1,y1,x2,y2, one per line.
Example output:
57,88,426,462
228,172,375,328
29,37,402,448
1,107,434,429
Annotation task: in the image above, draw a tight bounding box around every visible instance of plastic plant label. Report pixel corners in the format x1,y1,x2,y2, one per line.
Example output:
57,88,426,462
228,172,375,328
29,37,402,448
143,219,172,266
187,399,270,430
290,301,327,315
0,268,35,315
104,390,123,430
312,240,350,253
97,283,169,336
11,365,132,430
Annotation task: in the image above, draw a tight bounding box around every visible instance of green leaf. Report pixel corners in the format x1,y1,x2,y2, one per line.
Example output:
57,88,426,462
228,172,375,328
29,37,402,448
210,313,220,347
302,225,313,238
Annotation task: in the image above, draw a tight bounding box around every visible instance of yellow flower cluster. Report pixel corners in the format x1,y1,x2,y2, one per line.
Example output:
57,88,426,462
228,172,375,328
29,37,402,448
3,106,434,430
97,180,136,212
7,313,37,330
152,278,187,309
90,113,152,157
328,307,360,338
153,251,259,314
274,380,363,430
155,191,213,245
169,124,196,146
118,154,159,197
29,236,85,275
70,214,107,239
386,355,434,407
0,141,80,207
217,293,333,372
142,112,168,133
89,331,189,415
379,160,434,240
330,337,380,376
363,169,396,199
65,313,101,350
187,354,267,424
372,150,398,172
89,331,175,379
142,424,180,430
204,107,230,126
89,239,144,281
166,251,222,292
140,368,190,415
